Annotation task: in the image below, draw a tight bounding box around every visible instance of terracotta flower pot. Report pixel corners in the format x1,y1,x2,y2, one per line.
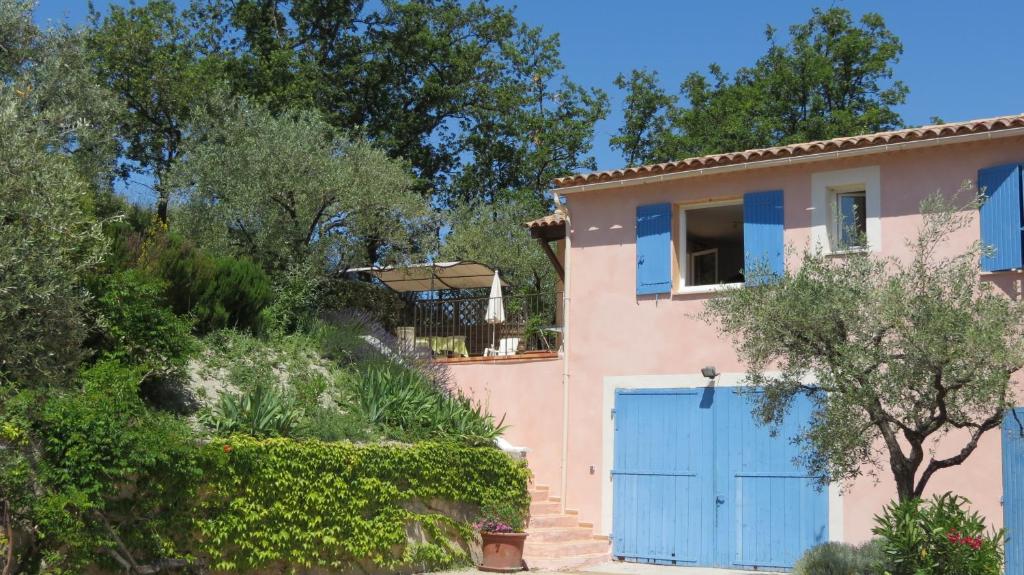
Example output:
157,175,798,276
478,531,528,572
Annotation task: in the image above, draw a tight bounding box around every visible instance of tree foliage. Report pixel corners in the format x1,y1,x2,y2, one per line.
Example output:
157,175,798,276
609,69,676,168
0,90,108,385
703,192,1022,500
87,0,224,221
442,189,557,292
202,0,608,204
169,98,436,273
613,7,907,165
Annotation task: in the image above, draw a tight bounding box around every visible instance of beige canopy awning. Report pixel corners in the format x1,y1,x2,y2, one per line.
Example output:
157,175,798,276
348,261,507,293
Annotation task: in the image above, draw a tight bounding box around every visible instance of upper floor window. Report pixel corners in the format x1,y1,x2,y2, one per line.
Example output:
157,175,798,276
811,166,881,253
636,191,784,296
678,201,745,289
835,190,867,249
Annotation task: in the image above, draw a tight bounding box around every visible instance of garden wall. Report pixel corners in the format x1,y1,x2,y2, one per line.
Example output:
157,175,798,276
193,438,531,573
448,357,564,497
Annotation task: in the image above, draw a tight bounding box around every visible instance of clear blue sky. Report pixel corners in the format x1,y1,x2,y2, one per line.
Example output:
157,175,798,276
35,0,1024,173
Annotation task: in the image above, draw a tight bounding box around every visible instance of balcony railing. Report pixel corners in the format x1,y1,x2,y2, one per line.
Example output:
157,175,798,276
395,292,563,360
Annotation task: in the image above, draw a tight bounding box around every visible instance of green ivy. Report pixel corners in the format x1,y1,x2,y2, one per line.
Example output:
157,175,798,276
194,437,531,572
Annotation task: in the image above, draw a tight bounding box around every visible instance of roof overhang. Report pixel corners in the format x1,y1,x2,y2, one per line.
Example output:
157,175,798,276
524,212,567,241
347,261,506,293
554,117,1024,194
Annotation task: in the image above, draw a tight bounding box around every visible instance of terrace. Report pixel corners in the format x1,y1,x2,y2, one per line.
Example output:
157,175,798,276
352,262,563,363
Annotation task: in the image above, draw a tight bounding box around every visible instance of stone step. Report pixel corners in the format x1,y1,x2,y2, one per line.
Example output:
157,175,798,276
528,513,578,528
529,500,561,515
524,537,610,558
526,526,593,543
524,552,610,572
529,490,551,503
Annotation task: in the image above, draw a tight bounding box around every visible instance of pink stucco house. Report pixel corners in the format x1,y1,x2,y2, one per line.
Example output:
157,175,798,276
444,114,1024,571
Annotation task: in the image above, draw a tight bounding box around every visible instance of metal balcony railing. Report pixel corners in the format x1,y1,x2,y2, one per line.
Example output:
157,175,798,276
395,292,563,359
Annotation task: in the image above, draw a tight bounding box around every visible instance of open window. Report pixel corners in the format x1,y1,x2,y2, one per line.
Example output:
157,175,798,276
678,202,745,289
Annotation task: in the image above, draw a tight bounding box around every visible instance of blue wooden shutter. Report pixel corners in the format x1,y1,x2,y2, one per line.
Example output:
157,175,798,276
743,190,785,285
979,163,1024,272
636,203,672,295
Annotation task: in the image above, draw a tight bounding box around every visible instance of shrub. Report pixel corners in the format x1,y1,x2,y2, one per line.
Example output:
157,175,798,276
195,437,531,572
145,233,272,334
794,540,885,575
88,269,197,370
33,360,199,570
258,263,325,335
199,383,304,438
343,363,505,445
873,493,1004,575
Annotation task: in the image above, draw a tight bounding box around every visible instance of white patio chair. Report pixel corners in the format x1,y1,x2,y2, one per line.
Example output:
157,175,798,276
484,337,520,357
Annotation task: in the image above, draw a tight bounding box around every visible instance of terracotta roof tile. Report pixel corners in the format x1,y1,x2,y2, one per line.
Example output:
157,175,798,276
523,212,567,229
554,114,1024,189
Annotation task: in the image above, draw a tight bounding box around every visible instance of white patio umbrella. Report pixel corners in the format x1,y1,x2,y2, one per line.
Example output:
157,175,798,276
484,270,505,350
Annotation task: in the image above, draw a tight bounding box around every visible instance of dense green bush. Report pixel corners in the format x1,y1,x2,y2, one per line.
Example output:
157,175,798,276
258,263,325,334
31,360,200,570
793,540,885,575
88,269,198,371
195,437,531,572
873,493,1004,575
145,233,273,333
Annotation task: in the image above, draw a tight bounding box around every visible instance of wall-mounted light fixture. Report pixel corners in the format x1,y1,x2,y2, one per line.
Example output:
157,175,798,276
701,365,719,380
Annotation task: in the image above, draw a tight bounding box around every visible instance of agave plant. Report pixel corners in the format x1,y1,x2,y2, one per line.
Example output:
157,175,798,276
345,363,505,445
201,383,303,438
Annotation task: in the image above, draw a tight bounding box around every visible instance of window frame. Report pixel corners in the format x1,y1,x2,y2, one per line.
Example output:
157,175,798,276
811,166,881,254
689,248,720,286
833,189,868,251
675,199,745,293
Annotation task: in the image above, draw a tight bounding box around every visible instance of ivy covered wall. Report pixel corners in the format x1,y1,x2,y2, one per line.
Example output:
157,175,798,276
194,438,531,573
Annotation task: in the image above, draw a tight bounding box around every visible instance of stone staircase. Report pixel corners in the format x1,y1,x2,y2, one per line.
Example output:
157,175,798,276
524,485,609,571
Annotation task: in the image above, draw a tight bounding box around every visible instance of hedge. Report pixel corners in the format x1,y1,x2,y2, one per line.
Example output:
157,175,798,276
194,437,532,572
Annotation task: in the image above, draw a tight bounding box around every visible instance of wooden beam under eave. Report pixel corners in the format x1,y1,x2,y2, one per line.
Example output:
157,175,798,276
536,238,564,281
528,224,566,242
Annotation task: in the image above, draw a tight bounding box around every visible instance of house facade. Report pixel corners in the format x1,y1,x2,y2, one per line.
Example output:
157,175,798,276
448,114,1024,571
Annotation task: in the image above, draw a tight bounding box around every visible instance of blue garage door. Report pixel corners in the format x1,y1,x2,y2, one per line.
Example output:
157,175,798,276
1003,408,1024,574
612,387,828,569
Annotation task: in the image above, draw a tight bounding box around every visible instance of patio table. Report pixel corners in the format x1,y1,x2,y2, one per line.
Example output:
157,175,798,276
414,336,469,357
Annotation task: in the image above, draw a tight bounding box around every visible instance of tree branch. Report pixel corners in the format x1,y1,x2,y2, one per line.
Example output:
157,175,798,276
914,409,1004,498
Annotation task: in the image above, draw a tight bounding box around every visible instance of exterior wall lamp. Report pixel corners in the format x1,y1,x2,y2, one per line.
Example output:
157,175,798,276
701,365,720,380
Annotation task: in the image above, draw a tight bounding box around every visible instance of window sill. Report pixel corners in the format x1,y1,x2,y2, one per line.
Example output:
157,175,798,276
673,282,744,296
824,246,871,257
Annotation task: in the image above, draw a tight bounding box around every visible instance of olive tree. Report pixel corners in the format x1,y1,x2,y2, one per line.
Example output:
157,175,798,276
169,98,436,275
703,191,1024,500
0,15,112,385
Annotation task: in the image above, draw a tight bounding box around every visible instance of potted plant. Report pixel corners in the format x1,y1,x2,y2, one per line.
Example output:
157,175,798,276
475,500,528,572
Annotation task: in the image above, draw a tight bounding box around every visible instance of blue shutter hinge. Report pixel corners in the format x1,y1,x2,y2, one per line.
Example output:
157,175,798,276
610,408,615,420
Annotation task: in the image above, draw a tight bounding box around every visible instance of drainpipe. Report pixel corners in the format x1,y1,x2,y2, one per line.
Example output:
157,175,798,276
554,192,571,513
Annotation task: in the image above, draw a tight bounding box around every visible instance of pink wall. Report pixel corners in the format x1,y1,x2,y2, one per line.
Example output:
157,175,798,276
449,135,1024,543
449,358,565,493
